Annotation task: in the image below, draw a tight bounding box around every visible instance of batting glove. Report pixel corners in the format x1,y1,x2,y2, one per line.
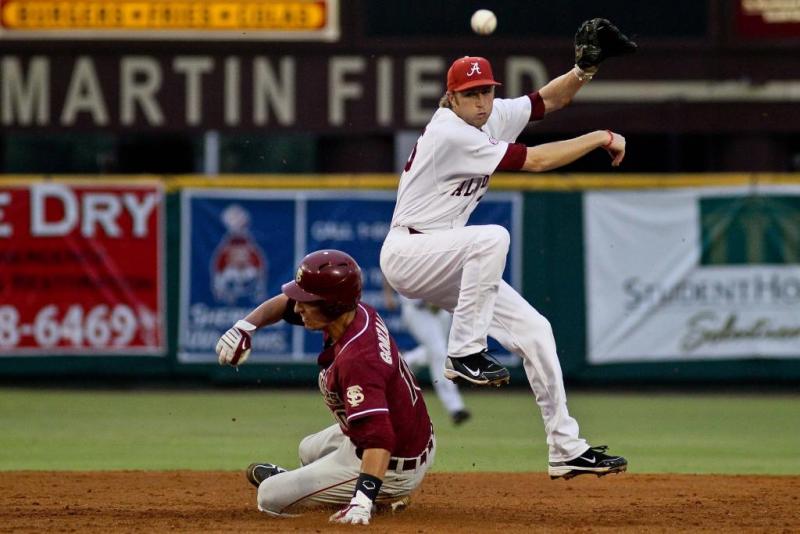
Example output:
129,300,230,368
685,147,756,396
216,320,256,366
329,490,373,525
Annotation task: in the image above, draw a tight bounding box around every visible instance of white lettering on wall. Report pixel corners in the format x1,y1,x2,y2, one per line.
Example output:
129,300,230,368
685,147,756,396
174,56,214,126
505,56,549,97
0,193,11,238
376,56,393,127
61,56,109,126
224,56,241,126
1,56,49,126
120,56,164,126
405,56,444,126
329,56,365,126
253,57,295,125
30,185,157,238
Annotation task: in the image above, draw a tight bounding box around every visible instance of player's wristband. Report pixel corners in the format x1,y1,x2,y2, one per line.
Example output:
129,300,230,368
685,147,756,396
603,130,614,149
353,473,383,502
234,319,257,332
573,64,596,81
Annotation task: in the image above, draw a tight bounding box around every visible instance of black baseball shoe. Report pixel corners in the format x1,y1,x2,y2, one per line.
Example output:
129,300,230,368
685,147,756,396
548,445,628,480
245,462,287,487
444,350,510,386
451,409,472,426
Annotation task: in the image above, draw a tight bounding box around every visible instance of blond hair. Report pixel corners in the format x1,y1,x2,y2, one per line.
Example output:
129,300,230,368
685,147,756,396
439,92,452,108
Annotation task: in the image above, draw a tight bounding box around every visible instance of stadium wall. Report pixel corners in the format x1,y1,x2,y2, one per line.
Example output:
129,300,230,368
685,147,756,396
0,174,798,384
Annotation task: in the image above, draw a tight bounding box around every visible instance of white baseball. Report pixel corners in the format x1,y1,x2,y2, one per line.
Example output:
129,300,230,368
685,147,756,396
470,9,497,35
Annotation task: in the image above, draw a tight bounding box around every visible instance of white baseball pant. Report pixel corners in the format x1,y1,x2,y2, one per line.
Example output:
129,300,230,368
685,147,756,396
257,423,434,515
381,225,588,461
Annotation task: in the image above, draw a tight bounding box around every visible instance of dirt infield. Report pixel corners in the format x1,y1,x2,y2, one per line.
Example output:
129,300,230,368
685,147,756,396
2,471,798,533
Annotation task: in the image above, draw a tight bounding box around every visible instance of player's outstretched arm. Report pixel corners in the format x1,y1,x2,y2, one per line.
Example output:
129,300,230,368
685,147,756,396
242,293,292,328
537,68,589,115
522,130,625,172
216,294,291,366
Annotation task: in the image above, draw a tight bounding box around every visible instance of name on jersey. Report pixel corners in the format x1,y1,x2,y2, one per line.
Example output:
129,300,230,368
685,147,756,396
375,315,393,364
451,175,489,197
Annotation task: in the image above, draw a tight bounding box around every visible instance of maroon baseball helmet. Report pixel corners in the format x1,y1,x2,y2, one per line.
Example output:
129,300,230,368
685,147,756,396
282,249,362,318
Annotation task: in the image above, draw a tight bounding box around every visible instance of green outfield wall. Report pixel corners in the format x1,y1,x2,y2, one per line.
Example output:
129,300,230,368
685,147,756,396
1,173,799,384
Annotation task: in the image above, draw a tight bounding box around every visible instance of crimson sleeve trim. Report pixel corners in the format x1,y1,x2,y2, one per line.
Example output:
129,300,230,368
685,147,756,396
528,91,545,121
495,143,527,172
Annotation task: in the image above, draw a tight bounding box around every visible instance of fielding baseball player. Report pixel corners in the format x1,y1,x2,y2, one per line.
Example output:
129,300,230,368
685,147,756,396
217,249,434,525
383,287,471,425
380,19,635,479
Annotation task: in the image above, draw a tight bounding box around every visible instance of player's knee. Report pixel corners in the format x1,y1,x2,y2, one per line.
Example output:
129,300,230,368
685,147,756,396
298,435,315,466
481,225,510,253
257,478,285,514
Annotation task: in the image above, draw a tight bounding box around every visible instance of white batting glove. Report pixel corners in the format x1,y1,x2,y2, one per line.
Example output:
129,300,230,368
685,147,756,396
329,490,372,525
216,320,256,366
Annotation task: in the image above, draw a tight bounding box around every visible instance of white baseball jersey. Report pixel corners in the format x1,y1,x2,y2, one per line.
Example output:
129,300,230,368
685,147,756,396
390,95,533,232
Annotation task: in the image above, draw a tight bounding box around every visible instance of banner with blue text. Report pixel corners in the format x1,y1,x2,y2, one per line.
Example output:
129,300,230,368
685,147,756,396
179,189,521,363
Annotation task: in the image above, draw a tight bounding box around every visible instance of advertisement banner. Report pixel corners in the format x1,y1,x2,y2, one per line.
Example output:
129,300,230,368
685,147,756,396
0,181,165,355
585,185,800,363
179,189,520,363
0,0,340,41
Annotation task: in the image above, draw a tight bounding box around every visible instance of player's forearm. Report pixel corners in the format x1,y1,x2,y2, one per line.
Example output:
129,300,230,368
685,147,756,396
522,130,609,172
359,448,391,479
538,68,588,114
243,293,290,329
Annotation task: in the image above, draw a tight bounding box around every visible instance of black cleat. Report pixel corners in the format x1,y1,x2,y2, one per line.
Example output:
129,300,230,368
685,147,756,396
548,445,628,480
245,462,287,487
444,350,510,386
451,409,472,426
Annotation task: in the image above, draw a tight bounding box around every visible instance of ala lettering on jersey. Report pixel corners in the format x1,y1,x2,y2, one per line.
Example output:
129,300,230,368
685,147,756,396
451,175,489,197
346,385,365,407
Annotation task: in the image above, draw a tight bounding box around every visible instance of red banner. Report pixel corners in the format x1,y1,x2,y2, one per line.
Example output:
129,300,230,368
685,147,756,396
0,181,164,355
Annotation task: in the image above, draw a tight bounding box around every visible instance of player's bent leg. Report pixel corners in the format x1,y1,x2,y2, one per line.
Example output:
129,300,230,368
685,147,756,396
381,225,511,387
298,424,347,466
258,435,362,514
487,281,588,461
257,429,433,515
447,224,509,357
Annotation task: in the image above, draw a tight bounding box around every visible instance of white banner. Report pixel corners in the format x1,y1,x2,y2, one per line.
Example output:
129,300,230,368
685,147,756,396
585,185,800,364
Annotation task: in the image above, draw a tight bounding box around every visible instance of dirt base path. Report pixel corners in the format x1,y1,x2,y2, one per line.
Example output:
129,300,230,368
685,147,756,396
2,471,798,533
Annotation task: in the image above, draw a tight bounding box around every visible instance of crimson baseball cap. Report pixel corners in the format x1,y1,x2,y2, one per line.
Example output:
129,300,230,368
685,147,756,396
446,56,502,92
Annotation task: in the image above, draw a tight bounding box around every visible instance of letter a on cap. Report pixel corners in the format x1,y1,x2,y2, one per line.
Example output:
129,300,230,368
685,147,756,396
446,56,503,92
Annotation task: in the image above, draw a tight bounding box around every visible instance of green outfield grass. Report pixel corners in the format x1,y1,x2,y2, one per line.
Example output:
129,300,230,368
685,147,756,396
1,388,798,474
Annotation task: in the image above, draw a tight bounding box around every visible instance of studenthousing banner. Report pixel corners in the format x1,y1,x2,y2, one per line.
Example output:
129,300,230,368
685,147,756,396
0,181,165,355
584,185,800,364
178,189,521,363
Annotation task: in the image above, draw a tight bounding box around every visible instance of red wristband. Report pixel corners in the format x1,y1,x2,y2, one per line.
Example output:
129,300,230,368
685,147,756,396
603,130,614,149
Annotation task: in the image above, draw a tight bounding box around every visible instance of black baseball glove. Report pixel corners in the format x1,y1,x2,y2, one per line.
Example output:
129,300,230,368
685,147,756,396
574,18,637,71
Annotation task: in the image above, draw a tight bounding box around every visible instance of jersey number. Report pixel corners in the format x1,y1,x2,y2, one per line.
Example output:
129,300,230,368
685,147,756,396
398,357,421,406
403,129,426,172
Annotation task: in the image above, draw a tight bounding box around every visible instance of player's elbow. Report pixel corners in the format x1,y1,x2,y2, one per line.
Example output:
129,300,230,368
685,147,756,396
521,149,550,172
543,94,573,114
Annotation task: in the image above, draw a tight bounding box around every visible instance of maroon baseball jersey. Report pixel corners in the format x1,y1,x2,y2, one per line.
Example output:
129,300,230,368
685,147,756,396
314,302,432,458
